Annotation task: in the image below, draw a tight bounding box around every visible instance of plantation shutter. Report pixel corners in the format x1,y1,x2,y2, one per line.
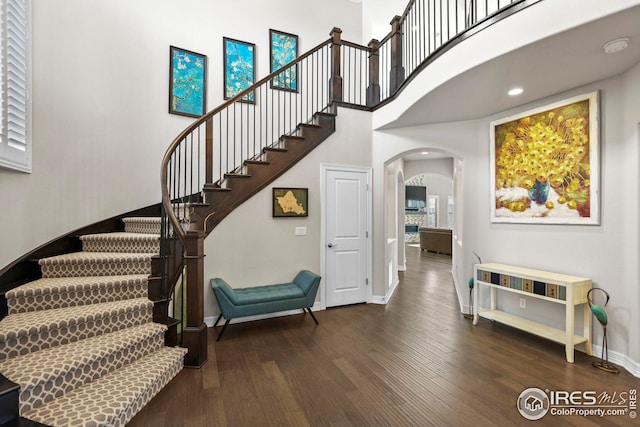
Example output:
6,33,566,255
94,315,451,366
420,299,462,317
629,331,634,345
0,0,30,172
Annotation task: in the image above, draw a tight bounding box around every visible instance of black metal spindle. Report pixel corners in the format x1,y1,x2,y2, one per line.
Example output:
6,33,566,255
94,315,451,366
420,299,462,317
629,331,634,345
197,125,201,197
412,4,416,72
189,132,194,202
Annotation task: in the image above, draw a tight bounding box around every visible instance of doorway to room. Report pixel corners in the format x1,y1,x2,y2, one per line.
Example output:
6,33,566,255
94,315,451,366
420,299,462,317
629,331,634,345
385,150,463,310
403,172,453,258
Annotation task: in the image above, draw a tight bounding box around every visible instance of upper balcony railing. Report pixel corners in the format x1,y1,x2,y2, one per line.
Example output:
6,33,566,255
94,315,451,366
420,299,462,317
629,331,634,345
338,0,541,109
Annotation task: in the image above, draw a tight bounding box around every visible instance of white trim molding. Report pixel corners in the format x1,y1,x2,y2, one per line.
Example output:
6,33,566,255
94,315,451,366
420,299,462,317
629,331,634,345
590,345,640,378
371,278,399,305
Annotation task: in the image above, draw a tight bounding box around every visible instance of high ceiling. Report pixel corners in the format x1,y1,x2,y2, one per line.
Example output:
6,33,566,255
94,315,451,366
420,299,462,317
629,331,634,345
375,2,640,129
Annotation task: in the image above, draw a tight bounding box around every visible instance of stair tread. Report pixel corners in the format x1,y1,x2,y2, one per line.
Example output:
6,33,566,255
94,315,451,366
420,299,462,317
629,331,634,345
244,160,270,165
80,232,159,241
122,217,161,224
122,217,161,235
6,275,149,299
79,232,160,254
316,111,337,117
21,346,187,427
0,323,166,388
0,298,153,340
38,251,156,266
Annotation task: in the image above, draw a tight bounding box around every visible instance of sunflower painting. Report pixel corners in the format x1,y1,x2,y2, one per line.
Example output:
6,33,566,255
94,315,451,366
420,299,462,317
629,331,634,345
490,92,599,224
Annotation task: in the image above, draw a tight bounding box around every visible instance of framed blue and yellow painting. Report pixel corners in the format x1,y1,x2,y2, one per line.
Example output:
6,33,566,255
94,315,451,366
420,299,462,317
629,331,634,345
270,29,298,92
223,37,256,104
169,46,206,117
490,91,600,225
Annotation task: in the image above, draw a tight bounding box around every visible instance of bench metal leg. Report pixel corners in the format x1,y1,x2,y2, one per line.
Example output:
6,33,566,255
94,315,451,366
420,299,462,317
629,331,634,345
213,314,223,328
216,319,231,341
305,307,319,325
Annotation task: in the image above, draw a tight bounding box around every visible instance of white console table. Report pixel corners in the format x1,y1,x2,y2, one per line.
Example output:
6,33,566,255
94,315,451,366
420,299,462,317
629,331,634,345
472,263,593,363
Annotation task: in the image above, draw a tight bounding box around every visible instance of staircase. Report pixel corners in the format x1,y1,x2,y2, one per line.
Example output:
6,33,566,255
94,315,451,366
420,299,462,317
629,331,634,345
197,111,336,231
0,217,186,427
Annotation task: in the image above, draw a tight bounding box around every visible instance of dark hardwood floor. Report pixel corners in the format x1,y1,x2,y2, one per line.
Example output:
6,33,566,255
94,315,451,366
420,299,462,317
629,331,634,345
128,246,638,426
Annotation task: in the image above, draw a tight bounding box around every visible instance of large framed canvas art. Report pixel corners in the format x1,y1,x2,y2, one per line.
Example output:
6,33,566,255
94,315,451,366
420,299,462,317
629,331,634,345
490,91,599,224
270,29,298,92
169,46,206,117
223,37,256,104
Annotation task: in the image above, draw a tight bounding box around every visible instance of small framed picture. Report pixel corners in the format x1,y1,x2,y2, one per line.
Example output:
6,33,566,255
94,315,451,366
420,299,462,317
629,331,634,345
270,29,298,92
273,188,308,217
223,37,256,103
169,46,207,117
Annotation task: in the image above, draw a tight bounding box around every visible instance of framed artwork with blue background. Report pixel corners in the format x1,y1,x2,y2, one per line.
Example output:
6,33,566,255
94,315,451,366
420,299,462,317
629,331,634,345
223,37,256,104
270,29,298,92
169,46,207,117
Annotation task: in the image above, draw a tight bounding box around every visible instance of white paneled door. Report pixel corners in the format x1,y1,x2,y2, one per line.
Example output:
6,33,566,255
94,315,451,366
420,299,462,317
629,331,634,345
324,166,370,307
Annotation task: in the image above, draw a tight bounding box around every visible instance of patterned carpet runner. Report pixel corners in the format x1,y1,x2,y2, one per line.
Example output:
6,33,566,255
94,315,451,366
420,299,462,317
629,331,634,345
0,217,186,427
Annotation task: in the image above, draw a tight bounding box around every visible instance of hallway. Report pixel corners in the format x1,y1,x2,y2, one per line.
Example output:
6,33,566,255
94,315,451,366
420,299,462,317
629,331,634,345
129,246,637,426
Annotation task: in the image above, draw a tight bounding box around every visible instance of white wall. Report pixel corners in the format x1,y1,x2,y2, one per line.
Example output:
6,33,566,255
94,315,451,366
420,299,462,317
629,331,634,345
203,107,372,319
404,158,453,179
374,72,640,373
0,0,363,270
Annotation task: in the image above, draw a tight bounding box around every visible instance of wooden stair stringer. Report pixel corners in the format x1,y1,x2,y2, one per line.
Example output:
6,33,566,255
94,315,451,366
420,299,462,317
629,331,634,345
196,112,335,235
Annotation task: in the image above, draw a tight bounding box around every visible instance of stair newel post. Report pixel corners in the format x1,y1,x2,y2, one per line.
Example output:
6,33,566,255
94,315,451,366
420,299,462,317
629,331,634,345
205,117,214,185
389,15,405,94
366,39,381,107
181,230,208,368
329,27,343,111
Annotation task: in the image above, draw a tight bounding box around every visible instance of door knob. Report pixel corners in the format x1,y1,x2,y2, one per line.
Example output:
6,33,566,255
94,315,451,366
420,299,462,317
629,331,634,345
328,243,337,248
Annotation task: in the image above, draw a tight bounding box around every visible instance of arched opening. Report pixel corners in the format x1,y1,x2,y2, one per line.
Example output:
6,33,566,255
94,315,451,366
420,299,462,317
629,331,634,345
383,148,466,311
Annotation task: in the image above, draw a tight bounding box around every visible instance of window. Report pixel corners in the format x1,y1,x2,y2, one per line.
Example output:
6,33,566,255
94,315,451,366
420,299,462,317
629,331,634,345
0,0,30,173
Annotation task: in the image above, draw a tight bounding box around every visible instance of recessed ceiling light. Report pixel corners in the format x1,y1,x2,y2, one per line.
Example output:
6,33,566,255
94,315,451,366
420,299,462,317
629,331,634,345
421,151,429,155
508,87,524,96
603,37,630,54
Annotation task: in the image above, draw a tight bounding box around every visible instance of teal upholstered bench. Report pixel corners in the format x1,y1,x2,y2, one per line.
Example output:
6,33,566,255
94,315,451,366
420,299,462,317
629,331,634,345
210,270,321,340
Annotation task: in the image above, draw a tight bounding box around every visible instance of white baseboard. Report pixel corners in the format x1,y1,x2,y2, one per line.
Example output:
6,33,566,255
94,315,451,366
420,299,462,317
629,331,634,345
591,344,640,378
398,264,406,272
452,269,473,315
204,301,323,327
371,278,399,305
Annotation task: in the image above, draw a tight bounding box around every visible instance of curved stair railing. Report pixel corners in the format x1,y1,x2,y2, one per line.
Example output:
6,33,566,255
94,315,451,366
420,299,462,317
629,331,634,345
160,34,340,367
161,0,540,367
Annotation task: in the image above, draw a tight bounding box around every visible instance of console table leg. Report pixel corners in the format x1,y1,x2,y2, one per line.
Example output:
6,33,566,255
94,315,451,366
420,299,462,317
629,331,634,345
472,272,479,325
566,297,575,363
583,303,593,356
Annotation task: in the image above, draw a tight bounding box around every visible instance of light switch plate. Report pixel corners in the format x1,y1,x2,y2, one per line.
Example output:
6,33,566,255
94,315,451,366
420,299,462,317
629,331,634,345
295,227,307,236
